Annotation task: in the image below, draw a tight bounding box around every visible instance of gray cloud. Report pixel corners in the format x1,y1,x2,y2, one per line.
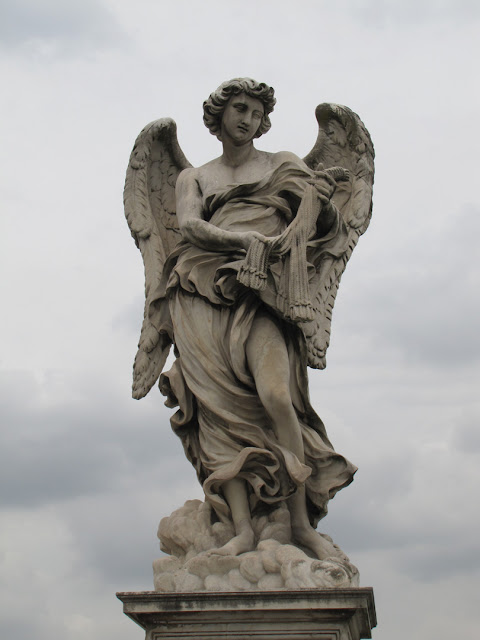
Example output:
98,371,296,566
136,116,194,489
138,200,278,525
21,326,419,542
347,0,480,26
0,369,184,508
452,418,480,454
0,617,48,640
336,204,480,368
0,0,126,51
111,294,145,335
57,480,201,588
325,452,420,553
397,540,480,582
0,366,201,593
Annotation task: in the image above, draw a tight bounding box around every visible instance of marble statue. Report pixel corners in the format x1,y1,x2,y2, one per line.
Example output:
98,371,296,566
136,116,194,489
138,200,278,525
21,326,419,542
124,78,374,591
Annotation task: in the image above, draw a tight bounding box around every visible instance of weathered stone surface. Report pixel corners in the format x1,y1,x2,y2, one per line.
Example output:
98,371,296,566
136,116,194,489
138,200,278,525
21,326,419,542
258,539,282,573
239,552,266,583
227,568,253,590
257,572,284,590
203,574,234,592
152,572,175,593
117,589,377,639
258,522,291,544
173,571,203,592
184,553,240,579
276,543,309,567
152,556,181,575
153,499,359,592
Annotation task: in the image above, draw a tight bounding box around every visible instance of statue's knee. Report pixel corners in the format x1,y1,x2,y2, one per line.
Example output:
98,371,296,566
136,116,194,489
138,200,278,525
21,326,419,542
262,384,292,415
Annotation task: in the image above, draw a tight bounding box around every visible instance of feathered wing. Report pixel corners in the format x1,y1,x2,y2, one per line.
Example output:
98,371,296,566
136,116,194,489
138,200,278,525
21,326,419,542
302,103,375,369
124,118,191,399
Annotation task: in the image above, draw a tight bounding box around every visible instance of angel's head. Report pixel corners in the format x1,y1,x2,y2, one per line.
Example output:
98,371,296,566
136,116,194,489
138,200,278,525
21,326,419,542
203,78,276,140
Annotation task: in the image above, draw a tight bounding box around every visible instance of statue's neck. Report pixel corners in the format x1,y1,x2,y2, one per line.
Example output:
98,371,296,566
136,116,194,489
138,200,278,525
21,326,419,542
221,140,257,168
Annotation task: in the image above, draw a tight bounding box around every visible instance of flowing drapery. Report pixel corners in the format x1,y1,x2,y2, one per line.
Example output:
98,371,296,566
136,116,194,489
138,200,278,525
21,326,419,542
154,161,356,527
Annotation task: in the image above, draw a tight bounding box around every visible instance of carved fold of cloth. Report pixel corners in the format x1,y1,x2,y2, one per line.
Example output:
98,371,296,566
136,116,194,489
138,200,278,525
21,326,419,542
154,161,356,527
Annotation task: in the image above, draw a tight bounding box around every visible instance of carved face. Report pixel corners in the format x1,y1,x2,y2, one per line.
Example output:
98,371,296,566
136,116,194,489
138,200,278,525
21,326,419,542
220,93,265,145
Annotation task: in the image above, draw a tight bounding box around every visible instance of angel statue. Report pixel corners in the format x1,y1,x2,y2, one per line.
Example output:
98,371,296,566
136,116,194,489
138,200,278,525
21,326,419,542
124,78,374,579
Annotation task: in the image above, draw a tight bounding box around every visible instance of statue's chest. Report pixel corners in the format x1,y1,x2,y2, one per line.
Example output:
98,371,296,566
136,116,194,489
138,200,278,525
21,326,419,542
199,161,273,193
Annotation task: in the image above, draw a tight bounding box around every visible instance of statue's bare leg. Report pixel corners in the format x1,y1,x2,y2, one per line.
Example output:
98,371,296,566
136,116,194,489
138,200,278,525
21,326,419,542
246,312,340,560
207,477,255,556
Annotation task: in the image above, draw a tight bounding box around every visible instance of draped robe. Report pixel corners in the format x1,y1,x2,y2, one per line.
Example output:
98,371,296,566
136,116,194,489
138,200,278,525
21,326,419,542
155,161,356,527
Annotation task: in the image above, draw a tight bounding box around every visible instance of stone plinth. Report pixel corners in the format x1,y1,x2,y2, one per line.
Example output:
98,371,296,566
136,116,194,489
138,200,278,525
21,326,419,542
117,588,376,639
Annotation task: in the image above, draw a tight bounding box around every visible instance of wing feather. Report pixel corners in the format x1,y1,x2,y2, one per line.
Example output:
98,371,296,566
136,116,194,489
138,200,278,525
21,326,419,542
124,119,191,399
302,104,374,369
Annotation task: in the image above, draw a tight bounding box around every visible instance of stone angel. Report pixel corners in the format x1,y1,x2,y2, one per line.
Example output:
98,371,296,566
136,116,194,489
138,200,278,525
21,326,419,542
124,78,374,562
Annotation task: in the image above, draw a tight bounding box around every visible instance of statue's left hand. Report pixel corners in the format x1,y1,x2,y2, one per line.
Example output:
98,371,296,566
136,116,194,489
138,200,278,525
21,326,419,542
307,169,337,204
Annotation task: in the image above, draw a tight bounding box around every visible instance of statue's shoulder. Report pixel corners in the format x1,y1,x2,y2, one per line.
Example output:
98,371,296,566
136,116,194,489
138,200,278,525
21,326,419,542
176,162,211,194
194,157,228,194
197,156,222,175
270,150,308,170
177,165,199,182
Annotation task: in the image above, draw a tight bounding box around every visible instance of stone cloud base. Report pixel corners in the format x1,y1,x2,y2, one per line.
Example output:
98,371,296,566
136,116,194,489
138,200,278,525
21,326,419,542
117,588,376,640
155,500,359,591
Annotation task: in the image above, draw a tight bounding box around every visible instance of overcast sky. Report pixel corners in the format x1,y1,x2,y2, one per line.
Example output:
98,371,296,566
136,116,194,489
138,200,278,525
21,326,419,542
1,1,479,638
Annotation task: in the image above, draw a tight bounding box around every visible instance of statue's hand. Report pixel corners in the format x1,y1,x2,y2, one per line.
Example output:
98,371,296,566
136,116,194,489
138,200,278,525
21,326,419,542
308,175,336,202
307,167,338,204
238,230,270,252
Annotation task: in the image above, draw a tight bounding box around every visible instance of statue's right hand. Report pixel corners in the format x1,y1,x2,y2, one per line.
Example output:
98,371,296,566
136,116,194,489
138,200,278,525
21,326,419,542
238,231,270,251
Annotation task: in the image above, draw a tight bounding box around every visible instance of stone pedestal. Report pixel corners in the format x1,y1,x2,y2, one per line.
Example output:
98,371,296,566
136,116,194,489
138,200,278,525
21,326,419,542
117,588,376,639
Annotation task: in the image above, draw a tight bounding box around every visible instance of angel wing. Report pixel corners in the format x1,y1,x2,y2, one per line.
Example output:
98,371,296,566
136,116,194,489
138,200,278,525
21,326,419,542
124,118,191,399
302,103,375,369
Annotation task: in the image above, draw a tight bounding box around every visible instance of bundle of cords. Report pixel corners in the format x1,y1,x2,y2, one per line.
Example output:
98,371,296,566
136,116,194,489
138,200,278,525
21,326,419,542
237,167,348,323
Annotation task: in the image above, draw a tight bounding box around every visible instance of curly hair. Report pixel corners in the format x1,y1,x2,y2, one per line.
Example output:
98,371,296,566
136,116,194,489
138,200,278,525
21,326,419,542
203,78,276,140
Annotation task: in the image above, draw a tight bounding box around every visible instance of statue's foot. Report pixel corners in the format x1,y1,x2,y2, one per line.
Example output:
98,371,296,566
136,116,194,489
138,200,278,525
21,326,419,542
292,525,343,561
207,525,255,557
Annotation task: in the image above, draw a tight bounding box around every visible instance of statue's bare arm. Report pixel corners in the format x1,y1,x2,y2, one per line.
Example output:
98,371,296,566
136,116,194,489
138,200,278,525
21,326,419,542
176,168,265,252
